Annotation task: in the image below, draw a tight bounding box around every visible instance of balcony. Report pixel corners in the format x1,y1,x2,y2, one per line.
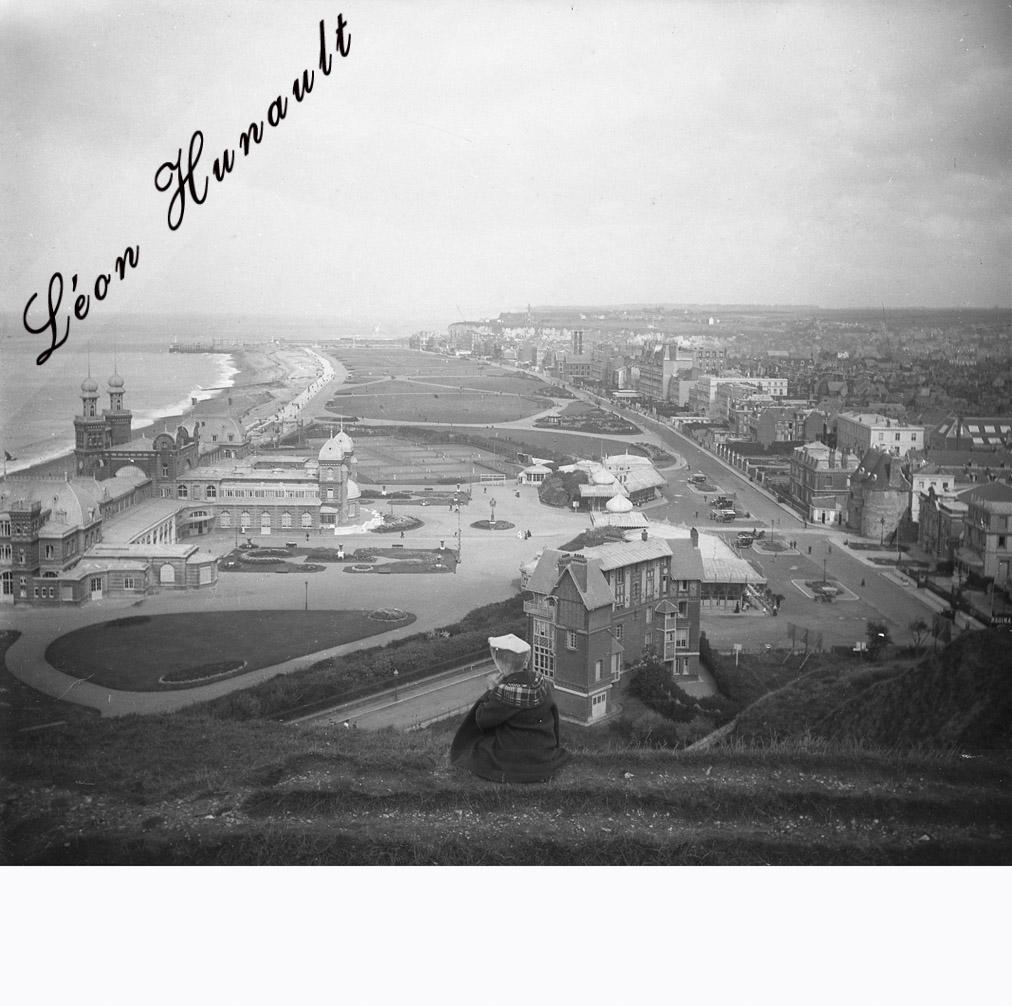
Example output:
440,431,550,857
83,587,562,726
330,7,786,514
523,597,556,619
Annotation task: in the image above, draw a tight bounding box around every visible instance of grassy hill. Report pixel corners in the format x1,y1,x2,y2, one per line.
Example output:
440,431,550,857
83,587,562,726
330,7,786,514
3,631,1010,865
721,631,1012,751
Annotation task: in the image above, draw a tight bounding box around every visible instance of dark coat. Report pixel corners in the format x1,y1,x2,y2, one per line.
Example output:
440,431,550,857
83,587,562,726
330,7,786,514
450,675,570,784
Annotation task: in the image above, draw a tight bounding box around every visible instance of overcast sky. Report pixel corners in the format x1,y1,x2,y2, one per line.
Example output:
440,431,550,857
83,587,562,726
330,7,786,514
2,0,1009,328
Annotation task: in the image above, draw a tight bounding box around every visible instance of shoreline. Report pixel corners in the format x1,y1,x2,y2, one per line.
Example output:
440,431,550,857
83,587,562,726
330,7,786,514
5,347,306,482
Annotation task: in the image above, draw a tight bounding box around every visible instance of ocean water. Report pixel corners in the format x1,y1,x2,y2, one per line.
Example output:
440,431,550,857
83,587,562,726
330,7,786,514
0,316,243,474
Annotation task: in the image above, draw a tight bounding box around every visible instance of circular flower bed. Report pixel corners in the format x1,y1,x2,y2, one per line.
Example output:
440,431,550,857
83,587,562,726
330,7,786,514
293,563,325,572
470,519,516,531
246,548,293,559
349,564,374,572
369,607,411,621
238,553,287,565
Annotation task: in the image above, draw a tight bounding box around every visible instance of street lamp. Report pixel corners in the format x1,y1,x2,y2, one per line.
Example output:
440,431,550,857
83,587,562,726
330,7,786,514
304,580,309,611
490,497,496,527
393,668,399,701
823,557,828,586
880,516,885,547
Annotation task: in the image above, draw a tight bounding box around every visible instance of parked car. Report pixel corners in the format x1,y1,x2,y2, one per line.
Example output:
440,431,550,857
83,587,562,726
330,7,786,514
736,533,754,548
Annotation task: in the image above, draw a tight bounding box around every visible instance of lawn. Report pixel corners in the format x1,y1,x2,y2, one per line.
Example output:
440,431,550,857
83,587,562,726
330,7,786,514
326,382,548,423
44,610,416,692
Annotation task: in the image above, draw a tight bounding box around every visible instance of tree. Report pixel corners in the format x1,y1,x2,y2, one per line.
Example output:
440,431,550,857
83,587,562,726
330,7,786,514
865,620,892,660
908,617,929,652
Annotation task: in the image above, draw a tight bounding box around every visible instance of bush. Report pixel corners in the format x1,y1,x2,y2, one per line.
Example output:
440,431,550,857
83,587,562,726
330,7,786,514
628,658,738,727
201,594,526,721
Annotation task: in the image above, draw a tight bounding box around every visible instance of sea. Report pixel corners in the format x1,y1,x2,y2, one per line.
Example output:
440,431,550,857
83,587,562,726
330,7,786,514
0,314,259,475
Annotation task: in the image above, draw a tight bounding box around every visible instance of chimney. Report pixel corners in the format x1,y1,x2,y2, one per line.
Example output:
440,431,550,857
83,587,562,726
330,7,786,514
690,527,699,549
556,553,573,572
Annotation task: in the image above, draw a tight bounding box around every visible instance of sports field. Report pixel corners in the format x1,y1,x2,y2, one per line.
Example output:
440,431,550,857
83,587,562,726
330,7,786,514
352,435,517,485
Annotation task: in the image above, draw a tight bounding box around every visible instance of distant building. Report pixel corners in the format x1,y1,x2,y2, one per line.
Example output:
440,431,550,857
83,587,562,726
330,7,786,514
847,449,912,542
789,443,859,525
835,412,924,458
637,343,694,403
918,487,971,562
928,415,1012,451
957,483,1012,595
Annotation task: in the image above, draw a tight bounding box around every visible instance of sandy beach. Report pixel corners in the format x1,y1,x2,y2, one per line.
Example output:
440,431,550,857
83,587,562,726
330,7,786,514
11,345,326,480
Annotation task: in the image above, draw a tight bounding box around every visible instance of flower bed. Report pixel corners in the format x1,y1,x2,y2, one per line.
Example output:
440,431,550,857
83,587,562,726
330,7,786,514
159,659,248,686
370,608,412,621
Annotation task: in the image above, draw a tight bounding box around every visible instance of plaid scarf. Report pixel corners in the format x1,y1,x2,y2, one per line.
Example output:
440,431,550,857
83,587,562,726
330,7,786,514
492,670,549,709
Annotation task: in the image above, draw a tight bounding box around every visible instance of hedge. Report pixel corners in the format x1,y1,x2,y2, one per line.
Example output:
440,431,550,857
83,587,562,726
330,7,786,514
202,594,527,721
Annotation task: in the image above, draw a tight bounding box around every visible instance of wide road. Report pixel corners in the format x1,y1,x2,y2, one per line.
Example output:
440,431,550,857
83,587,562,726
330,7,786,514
561,383,962,649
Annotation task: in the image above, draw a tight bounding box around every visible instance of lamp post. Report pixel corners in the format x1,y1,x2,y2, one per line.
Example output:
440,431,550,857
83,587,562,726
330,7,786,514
489,497,496,527
393,668,399,701
823,557,828,586
304,580,308,611
880,516,885,546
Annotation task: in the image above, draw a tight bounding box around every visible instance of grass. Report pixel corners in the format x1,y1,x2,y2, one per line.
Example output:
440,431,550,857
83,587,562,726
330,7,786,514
43,610,417,691
5,706,1009,865
326,380,549,424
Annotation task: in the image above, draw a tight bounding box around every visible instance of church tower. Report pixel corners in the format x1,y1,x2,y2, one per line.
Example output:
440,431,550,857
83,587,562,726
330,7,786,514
74,374,111,478
104,368,133,445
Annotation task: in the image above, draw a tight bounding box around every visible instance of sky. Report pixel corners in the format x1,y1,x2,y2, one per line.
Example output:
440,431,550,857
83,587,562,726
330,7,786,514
2,0,1010,330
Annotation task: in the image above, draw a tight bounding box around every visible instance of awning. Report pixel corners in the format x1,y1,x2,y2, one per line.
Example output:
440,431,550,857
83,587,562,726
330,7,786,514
956,547,985,571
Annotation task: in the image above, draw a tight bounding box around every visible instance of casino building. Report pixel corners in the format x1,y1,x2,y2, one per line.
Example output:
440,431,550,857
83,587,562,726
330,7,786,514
1,371,364,606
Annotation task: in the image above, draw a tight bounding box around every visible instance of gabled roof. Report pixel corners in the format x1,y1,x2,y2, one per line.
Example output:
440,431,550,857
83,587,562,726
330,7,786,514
524,548,613,611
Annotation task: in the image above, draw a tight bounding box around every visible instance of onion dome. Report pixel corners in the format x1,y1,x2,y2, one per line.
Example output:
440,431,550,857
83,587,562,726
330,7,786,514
81,376,99,393
107,373,125,389
318,429,355,462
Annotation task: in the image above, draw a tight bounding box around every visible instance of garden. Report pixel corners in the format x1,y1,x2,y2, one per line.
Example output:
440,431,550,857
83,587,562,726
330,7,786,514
44,610,417,692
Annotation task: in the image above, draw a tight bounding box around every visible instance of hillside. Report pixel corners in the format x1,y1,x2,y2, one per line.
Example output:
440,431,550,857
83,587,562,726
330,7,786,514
722,631,1012,751
3,632,1011,865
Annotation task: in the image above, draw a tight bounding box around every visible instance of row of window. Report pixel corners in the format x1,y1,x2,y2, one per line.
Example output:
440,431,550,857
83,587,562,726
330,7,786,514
218,512,314,529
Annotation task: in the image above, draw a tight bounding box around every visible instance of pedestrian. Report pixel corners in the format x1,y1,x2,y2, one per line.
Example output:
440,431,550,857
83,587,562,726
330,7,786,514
400,530,405,539
306,533,310,542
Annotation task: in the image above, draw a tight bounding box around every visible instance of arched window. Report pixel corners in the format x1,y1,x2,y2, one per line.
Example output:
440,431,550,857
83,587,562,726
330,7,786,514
219,511,232,528
159,564,176,585
177,484,189,499
240,511,251,530
281,511,293,529
301,512,312,528
206,484,217,499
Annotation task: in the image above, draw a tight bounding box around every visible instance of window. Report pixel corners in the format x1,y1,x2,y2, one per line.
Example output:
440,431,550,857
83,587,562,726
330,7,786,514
219,511,232,528
34,587,39,598
1,544,11,560
1000,536,1007,549
301,512,312,528
645,607,652,624
0,520,10,536
611,653,622,679
206,485,217,499
566,630,577,650
47,586,55,599
282,512,293,529
614,576,626,607
678,600,687,616
594,660,602,682
614,624,623,641
630,579,641,604
895,433,901,441
177,484,188,499
124,577,136,589
161,465,169,478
